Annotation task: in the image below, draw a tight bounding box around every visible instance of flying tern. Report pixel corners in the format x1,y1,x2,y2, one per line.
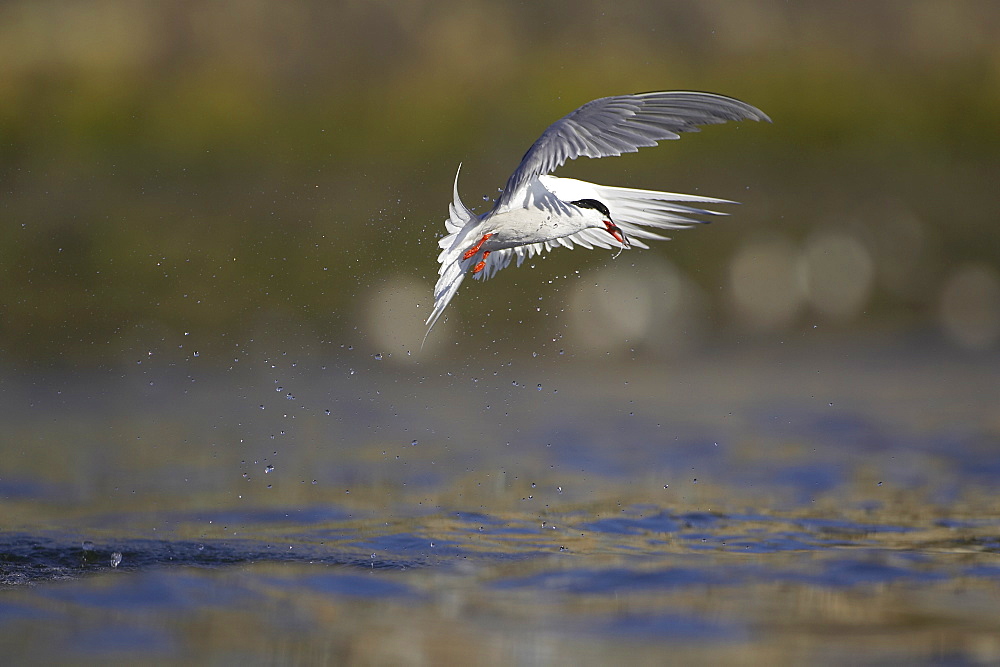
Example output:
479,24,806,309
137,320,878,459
425,90,769,344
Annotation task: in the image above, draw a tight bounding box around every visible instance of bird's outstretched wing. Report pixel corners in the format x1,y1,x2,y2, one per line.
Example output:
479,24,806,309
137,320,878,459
495,91,770,209
473,175,736,279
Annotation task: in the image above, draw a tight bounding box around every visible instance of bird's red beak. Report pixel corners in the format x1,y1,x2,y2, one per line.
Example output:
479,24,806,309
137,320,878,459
604,220,630,247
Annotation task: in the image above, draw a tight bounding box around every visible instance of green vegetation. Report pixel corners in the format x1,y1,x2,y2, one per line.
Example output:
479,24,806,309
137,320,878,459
2,2,998,365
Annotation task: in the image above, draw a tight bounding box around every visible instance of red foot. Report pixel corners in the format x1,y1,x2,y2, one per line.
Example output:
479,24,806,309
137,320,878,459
472,251,491,274
463,233,493,260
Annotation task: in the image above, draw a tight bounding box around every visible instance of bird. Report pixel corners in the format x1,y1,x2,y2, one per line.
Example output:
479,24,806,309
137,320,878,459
424,90,770,345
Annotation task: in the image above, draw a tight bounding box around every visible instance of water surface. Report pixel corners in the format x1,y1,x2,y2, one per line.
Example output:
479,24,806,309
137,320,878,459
2,342,999,664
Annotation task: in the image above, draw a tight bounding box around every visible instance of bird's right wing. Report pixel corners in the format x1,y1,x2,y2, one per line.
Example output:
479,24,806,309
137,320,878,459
543,175,733,242
496,91,769,209
483,176,737,268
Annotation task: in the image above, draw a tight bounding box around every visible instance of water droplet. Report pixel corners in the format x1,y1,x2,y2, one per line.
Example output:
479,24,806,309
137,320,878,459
324,409,331,415
285,393,294,400
411,440,418,446
110,552,123,568
373,353,383,361
265,465,274,473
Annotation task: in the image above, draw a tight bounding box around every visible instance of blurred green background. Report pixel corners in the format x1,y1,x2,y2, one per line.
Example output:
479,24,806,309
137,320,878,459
3,0,999,367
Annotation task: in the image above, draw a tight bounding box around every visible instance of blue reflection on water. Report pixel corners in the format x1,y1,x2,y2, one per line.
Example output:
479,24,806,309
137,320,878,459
577,511,682,535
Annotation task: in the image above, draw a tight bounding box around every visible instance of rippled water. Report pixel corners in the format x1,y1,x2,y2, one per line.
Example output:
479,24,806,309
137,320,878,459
2,342,999,664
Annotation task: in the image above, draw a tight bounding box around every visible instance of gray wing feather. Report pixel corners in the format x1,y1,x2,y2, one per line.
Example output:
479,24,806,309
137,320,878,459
495,91,770,209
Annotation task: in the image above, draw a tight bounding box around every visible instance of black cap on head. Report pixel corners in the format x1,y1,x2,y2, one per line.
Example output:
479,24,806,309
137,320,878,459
570,198,612,218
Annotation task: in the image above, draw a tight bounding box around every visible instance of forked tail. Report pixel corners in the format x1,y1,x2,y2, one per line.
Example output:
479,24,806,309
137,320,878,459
422,164,477,349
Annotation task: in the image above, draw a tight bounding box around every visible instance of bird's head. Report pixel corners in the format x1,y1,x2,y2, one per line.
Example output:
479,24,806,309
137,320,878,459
571,198,630,248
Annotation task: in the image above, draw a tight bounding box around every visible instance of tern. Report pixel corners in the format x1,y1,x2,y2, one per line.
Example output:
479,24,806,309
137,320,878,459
425,90,769,344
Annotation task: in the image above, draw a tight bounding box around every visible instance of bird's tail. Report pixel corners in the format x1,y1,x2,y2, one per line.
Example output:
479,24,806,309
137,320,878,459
422,164,478,348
